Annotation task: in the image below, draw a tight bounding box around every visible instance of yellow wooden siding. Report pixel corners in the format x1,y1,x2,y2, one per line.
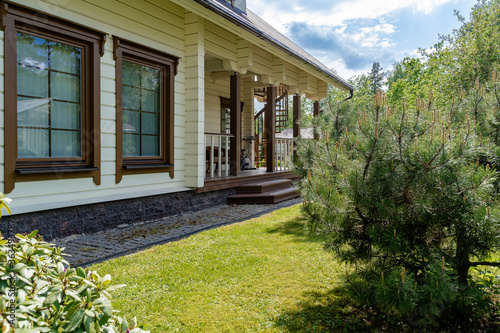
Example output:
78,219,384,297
184,11,205,188
251,46,273,76
283,62,300,88
241,79,254,159
205,78,229,133
204,21,237,62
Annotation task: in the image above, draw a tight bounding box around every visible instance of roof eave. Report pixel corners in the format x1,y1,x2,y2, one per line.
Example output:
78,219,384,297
191,0,353,93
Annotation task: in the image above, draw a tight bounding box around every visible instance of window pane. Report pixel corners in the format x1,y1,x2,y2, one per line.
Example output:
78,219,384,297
122,59,163,157
17,33,49,71
141,66,160,90
17,32,83,159
17,65,49,98
123,134,140,157
51,130,81,157
141,135,159,156
52,101,80,130
50,42,81,74
123,110,140,133
123,86,141,110
17,97,49,128
18,128,49,158
141,112,159,135
221,107,230,134
122,61,141,86
141,89,160,112
51,72,80,103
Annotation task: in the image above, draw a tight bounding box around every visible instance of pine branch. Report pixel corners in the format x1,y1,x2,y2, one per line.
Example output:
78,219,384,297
468,261,500,267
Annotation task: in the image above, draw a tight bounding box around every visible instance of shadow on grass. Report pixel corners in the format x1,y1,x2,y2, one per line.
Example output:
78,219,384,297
272,285,401,333
266,214,331,245
273,282,500,333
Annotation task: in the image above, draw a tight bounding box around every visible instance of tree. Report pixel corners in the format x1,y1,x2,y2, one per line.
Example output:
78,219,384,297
294,0,500,328
369,62,385,94
295,84,500,327
385,57,429,107
421,0,500,101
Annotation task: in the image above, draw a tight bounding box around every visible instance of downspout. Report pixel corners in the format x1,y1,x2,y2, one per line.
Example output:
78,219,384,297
342,89,354,102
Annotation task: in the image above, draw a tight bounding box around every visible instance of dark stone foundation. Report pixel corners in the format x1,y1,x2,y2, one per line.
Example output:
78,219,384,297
1,189,236,241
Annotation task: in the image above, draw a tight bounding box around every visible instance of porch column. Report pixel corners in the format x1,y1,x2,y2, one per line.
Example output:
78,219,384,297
313,101,319,140
230,73,241,175
265,86,276,172
293,94,301,158
184,12,205,187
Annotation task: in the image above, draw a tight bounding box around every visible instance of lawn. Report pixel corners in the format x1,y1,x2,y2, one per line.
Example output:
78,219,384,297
90,204,372,332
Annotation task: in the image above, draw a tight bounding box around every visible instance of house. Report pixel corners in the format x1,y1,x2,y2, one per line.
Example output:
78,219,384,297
1,0,353,239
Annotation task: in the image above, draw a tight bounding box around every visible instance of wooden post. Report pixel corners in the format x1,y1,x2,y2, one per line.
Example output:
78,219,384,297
230,74,241,175
293,94,301,158
265,86,276,172
313,101,319,140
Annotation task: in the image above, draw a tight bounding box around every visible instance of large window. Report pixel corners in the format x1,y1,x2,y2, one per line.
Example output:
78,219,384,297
17,33,82,158
114,37,179,183
3,3,105,193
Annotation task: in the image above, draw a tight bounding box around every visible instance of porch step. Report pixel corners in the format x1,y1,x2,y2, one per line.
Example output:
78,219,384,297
236,178,292,194
227,179,299,204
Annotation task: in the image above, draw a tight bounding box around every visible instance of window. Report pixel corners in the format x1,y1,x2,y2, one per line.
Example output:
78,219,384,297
114,37,179,183
220,97,244,134
3,3,105,193
220,97,231,134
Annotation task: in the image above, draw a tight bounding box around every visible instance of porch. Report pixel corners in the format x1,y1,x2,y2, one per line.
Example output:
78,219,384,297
195,43,328,195
201,124,298,193
196,167,298,194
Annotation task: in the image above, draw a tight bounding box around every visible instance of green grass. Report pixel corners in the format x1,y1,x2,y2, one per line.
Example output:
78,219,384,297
90,204,369,332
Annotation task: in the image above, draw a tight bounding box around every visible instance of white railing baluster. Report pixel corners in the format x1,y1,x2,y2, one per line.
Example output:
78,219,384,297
284,139,288,170
217,135,222,177
275,140,279,170
273,138,294,171
224,136,229,176
210,135,214,178
205,133,234,179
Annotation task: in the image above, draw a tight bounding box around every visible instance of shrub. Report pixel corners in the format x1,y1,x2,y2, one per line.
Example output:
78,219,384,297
0,196,150,333
295,85,500,326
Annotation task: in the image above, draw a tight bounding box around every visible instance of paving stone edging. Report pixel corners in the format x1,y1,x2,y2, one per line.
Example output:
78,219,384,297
55,198,303,268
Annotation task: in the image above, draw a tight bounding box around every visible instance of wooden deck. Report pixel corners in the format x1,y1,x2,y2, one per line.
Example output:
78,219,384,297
227,178,299,204
196,168,299,193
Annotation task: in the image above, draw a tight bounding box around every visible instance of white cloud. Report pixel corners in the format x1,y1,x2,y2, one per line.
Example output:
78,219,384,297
329,0,451,23
247,0,458,80
360,23,395,35
249,0,452,31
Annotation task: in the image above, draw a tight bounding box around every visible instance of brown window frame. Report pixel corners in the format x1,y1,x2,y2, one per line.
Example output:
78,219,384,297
113,37,179,183
2,2,105,194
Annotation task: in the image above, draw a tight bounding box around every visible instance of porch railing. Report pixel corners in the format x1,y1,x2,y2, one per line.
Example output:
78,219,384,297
275,138,294,171
205,133,233,178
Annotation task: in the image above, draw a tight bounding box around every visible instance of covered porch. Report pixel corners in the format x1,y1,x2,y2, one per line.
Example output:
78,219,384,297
182,8,352,193
202,83,311,193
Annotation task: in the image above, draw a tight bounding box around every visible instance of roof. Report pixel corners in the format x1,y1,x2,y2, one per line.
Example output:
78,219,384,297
191,0,353,92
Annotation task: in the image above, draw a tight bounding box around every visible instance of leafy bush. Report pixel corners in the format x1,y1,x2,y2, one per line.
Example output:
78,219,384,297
0,196,149,333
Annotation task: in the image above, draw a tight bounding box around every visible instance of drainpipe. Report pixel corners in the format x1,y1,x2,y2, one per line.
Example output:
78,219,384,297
342,89,354,102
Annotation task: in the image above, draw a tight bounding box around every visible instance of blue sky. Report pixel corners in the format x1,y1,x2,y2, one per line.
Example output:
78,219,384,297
249,0,478,80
